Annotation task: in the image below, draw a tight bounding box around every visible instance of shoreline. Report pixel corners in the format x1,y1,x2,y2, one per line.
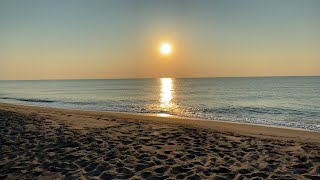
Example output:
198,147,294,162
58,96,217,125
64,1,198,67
0,102,319,143
1,102,320,179
1,100,316,132
0,97,318,132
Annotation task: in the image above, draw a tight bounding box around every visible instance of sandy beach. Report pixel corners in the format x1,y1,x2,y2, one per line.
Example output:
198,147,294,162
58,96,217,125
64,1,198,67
0,102,319,179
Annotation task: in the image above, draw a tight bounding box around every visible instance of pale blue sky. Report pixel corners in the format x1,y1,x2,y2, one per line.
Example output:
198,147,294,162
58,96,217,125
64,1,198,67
1,0,319,80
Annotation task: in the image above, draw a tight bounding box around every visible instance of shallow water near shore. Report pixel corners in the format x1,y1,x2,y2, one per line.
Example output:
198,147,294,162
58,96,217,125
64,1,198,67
0,76,319,131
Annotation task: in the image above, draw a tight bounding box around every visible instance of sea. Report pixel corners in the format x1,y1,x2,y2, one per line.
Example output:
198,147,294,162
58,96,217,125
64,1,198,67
0,76,319,131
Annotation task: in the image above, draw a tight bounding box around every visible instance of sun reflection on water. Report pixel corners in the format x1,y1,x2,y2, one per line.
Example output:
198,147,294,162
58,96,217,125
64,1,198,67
160,78,174,110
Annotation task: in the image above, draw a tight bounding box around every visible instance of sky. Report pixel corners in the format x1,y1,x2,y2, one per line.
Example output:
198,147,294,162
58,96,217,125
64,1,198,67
0,0,319,80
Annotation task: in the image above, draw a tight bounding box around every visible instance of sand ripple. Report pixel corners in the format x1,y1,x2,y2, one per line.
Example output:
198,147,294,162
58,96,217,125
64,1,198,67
0,110,320,179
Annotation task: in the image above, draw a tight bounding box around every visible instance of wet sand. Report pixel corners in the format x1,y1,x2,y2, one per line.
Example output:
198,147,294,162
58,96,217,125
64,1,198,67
0,102,319,179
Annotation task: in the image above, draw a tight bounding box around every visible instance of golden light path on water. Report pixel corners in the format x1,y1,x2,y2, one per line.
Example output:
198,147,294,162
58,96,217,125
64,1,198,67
160,78,173,107
159,78,175,118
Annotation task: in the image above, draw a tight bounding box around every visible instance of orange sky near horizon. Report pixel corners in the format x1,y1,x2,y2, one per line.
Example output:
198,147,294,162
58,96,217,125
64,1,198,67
1,0,319,80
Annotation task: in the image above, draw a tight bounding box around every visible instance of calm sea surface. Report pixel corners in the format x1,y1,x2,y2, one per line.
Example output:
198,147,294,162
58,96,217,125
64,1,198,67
0,77,319,131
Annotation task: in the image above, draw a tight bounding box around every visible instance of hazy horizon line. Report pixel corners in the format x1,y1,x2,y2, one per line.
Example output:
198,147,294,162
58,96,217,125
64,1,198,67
1,75,319,81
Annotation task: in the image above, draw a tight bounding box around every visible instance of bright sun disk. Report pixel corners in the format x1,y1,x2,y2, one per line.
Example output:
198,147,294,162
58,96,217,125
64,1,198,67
160,43,172,55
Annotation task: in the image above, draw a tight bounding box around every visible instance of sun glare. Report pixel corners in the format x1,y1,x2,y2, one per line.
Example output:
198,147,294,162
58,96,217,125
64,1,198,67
160,43,172,55
160,78,174,110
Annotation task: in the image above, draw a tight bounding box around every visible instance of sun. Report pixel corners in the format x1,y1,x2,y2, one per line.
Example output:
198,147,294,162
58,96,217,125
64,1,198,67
160,43,172,55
